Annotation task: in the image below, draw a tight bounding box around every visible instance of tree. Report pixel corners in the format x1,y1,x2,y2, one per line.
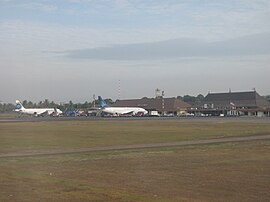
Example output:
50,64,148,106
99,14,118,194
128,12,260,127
0,103,15,113
44,99,49,107
196,94,204,102
68,101,74,109
22,100,28,107
28,101,34,108
50,101,56,107
177,94,205,106
38,101,43,108
104,98,114,105
183,95,196,104
81,101,89,109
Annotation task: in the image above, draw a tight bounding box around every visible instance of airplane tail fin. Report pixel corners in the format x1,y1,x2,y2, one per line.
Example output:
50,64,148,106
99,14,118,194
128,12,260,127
15,100,25,110
98,96,108,108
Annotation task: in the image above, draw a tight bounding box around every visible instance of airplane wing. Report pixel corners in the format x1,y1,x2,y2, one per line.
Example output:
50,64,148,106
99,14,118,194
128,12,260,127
121,110,134,115
36,110,50,116
102,109,134,116
112,109,135,116
49,108,59,117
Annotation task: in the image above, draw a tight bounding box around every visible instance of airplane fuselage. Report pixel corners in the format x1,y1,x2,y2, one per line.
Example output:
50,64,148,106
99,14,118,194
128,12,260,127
102,107,147,116
15,107,62,116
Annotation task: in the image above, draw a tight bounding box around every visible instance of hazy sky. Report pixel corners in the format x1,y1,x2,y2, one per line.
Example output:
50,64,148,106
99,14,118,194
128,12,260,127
1,0,270,103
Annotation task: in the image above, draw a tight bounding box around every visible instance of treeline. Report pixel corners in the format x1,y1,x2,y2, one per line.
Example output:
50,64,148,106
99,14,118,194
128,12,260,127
63,98,114,111
0,103,15,113
0,98,115,113
177,94,205,106
265,95,270,102
20,99,59,108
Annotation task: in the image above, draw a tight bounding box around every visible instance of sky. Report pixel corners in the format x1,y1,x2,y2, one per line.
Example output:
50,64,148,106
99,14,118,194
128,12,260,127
0,0,270,103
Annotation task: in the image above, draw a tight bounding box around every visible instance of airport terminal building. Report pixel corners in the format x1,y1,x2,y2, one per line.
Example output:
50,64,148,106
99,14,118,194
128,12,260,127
189,91,270,117
112,97,190,116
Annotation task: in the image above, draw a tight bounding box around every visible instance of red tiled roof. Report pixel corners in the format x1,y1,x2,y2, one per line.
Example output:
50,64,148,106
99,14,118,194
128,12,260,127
112,97,190,111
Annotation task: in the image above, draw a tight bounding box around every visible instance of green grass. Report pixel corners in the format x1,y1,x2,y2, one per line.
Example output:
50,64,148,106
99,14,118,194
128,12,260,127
0,112,17,118
0,120,270,152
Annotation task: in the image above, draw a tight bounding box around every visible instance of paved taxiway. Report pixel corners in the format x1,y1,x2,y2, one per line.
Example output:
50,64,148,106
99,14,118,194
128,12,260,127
1,116,270,123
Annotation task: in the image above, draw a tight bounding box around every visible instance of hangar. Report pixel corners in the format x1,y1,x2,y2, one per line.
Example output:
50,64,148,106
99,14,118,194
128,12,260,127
189,90,270,117
112,97,190,116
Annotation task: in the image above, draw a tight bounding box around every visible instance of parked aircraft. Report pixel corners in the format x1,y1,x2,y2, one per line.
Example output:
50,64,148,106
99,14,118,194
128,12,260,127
64,108,80,117
98,96,147,116
14,100,62,116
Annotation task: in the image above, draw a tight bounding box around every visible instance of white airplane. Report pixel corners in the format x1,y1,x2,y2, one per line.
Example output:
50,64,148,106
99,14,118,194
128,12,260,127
98,96,148,116
14,100,62,117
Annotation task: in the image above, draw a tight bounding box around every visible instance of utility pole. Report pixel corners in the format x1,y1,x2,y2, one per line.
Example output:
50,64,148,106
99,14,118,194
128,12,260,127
93,94,96,108
118,79,121,100
162,91,165,116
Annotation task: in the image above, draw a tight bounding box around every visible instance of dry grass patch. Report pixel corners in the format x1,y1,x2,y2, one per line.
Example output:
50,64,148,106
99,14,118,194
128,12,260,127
0,140,269,201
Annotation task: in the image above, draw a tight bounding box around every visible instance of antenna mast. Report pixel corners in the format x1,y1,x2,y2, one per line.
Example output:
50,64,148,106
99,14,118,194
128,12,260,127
118,79,121,100
93,94,96,108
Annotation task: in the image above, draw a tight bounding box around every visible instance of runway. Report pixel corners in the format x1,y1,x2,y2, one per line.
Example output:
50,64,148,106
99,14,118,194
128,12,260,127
1,116,270,123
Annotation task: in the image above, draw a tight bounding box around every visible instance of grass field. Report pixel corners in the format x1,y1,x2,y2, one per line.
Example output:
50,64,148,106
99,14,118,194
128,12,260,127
0,120,270,201
1,120,270,152
0,112,17,118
